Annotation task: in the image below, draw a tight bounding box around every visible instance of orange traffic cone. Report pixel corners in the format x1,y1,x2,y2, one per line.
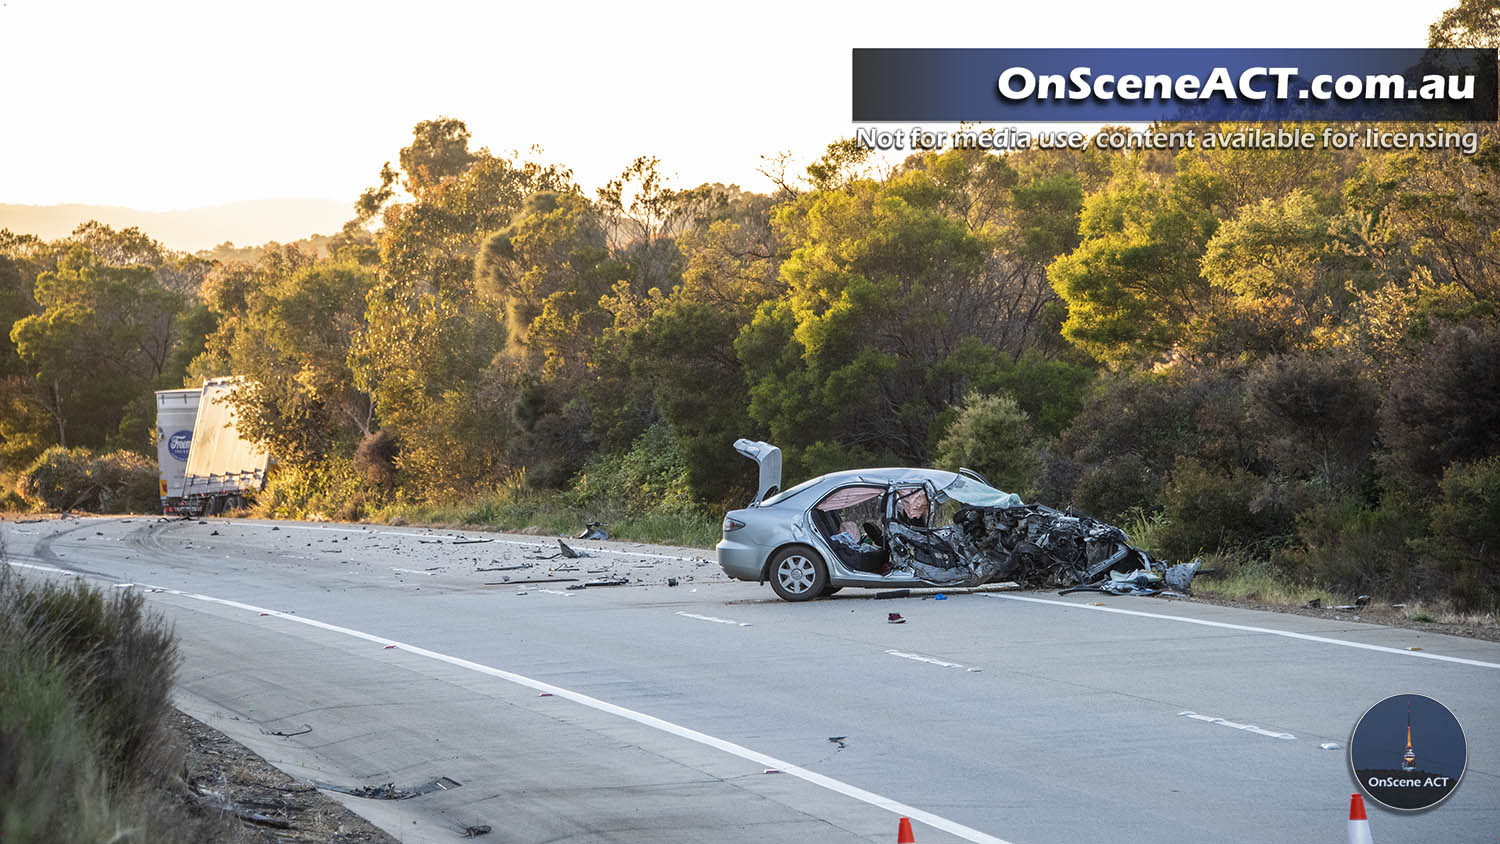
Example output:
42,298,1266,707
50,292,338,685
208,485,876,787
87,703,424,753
1347,793,1373,844
897,816,915,843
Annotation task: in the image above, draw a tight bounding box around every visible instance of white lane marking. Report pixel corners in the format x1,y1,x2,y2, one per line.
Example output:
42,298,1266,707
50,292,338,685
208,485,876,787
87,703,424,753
676,611,751,627
536,589,574,597
886,649,965,669
1178,711,1295,740
391,567,435,576
215,520,707,564
983,594,1500,670
2,559,1012,844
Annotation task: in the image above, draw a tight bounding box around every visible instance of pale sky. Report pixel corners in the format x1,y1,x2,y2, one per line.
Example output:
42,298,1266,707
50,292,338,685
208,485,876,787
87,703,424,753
0,0,1457,211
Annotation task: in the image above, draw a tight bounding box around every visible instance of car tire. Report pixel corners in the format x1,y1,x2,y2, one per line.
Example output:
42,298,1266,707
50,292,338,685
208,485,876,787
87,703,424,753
767,545,827,602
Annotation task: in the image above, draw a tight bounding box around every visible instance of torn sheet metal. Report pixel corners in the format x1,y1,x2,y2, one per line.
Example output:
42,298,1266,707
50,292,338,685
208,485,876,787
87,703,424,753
883,480,1194,592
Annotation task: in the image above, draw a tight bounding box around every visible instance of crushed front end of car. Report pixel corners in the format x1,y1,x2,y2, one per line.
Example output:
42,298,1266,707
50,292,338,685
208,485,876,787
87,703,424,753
885,476,1197,593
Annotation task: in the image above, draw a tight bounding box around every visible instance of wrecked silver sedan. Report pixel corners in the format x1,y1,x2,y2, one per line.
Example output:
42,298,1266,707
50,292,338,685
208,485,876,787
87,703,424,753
717,440,1192,602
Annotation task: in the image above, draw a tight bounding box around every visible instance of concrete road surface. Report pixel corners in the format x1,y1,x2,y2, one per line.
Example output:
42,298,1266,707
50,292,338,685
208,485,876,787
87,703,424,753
4,515,1497,843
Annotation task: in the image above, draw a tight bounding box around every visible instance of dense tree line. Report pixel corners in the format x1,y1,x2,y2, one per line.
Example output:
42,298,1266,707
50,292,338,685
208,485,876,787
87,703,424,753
2,4,1496,608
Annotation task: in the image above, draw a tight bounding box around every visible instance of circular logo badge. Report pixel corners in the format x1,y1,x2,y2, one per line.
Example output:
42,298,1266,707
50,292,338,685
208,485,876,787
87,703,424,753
1350,694,1466,811
167,430,193,461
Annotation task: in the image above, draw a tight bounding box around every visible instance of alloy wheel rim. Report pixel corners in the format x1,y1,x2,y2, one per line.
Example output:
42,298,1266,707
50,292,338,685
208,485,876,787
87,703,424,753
778,555,815,593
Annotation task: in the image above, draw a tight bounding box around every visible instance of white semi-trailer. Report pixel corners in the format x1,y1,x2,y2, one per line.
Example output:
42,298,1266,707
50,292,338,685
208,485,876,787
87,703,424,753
152,377,272,516
154,387,201,514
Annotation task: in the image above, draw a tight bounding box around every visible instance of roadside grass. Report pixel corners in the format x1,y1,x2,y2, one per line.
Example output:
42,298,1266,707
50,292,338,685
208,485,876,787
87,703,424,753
0,566,247,843
1190,553,1353,607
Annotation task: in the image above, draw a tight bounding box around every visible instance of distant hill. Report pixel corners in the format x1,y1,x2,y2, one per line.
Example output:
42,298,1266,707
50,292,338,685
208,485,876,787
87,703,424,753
0,199,352,253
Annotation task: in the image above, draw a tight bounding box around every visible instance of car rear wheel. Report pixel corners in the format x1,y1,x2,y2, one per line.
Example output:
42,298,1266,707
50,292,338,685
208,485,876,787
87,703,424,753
768,546,827,602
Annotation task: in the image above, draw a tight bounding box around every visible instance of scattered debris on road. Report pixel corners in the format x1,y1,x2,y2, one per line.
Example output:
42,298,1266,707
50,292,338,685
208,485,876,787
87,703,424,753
565,578,630,590
828,736,847,749
577,522,609,540
888,613,906,624
316,777,463,800
259,723,313,737
557,540,590,559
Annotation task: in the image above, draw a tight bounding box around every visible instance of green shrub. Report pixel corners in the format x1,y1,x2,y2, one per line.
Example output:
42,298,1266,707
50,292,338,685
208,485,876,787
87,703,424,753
256,456,373,521
1274,495,1413,596
936,392,1042,498
6,576,178,779
1418,456,1500,611
1154,457,1292,560
16,447,159,513
0,569,194,843
567,424,698,516
1380,319,1500,491
1069,453,1159,522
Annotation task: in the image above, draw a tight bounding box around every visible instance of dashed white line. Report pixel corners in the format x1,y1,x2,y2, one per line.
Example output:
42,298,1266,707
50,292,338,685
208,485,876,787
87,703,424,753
1178,711,1296,740
676,611,751,627
390,567,436,576
886,649,965,669
2,558,1014,844
536,589,574,597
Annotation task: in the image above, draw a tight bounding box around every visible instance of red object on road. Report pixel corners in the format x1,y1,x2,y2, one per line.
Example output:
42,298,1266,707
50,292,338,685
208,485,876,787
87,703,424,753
897,816,915,842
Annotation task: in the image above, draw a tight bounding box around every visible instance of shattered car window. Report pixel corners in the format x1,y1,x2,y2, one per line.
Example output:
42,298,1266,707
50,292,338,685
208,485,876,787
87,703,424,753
935,475,1024,509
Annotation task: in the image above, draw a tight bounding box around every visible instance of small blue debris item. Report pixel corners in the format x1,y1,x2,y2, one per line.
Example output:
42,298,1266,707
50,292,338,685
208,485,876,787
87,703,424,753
934,594,947,600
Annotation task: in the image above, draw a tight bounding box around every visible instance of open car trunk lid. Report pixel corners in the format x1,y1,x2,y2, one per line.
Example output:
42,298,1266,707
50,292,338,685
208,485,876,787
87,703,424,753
733,439,782,506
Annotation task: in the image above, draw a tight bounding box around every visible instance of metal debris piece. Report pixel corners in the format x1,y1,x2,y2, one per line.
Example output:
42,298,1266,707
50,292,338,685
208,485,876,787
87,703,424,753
557,540,590,558
565,579,629,590
260,724,313,737
577,522,609,541
667,577,679,587
461,825,493,838
316,777,462,800
828,736,847,748
453,538,494,545
475,564,530,572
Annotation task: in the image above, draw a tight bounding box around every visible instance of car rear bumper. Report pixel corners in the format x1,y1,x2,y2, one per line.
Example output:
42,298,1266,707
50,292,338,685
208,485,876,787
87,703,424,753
716,539,764,582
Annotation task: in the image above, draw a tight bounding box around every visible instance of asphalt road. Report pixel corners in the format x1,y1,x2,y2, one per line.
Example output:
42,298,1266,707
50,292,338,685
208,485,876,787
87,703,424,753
4,515,1497,843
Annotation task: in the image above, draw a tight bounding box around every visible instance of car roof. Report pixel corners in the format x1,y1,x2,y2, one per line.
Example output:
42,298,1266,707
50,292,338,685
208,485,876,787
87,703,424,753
805,467,960,488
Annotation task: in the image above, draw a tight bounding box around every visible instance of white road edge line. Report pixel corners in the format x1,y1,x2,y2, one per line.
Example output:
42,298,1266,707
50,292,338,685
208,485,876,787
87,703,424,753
3,559,1013,844
886,649,965,669
982,594,1500,670
1178,710,1296,740
676,611,751,627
